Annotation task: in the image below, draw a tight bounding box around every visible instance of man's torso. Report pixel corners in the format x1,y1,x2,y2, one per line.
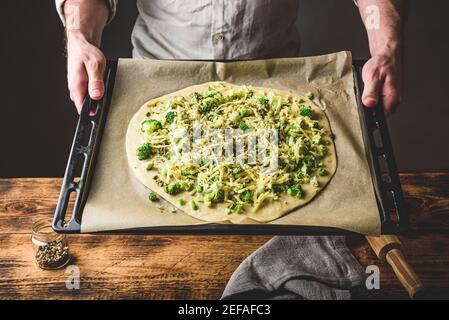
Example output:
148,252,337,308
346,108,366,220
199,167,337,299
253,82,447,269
132,0,300,60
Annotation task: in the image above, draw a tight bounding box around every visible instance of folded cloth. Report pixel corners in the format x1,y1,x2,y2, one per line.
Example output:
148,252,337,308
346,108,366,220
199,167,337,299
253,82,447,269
221,236,365,300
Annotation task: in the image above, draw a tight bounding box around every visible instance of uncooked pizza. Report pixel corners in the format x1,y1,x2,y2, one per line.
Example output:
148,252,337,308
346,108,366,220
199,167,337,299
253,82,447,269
126,82,337,223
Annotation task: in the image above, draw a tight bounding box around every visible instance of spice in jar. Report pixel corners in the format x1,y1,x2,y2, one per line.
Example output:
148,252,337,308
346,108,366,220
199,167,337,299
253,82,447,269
35,240,70,269
32,219,71,270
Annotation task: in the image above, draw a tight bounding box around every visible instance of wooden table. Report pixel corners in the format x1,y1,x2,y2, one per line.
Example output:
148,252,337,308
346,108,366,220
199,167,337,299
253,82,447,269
1,173,448,300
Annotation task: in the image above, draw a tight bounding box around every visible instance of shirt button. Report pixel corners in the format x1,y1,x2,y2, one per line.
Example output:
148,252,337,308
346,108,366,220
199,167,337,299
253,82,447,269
213,34,225,43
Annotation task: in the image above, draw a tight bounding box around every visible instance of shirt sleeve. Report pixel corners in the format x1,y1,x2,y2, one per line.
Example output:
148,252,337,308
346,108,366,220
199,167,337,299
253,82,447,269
55,0,117,26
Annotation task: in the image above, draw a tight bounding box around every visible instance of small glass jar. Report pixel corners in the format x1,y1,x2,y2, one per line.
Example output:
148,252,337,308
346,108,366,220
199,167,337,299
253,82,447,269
31,219,71,270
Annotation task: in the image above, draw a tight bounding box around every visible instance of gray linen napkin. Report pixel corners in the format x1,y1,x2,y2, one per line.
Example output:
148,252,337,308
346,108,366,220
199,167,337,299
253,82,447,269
221,236,365,300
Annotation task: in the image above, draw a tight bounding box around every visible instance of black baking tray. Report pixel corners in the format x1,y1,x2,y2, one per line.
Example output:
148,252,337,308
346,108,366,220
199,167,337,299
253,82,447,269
53,59,407,235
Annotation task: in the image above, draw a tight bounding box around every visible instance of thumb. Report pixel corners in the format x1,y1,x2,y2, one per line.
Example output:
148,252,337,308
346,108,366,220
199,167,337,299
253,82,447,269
85,58,106,101
362,74,381,108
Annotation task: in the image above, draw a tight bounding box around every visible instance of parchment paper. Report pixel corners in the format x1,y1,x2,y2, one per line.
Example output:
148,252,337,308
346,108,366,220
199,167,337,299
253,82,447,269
81,51,381,235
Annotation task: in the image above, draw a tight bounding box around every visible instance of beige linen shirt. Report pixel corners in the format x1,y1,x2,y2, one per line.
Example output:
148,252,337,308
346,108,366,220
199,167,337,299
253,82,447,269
56,0,301,60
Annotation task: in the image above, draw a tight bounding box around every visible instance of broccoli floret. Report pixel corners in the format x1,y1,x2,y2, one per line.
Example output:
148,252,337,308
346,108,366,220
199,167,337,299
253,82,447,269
159,165,168,177
136,142,152,160
238,121,249,131
305,91,314,100
287,184,303,198
177,198,186,206
294,172,310,184
316,145,327,157
148,192,158,201
300,155,325,175
180,179,194,191
207,114,219,122
165,111,176,124
233,204,243,214
232,166,243,175
317,166,327,176
197,155,209,167
199,98,216,113
299,105,313,118
258,96,269,106
164,182,182,195
181,167,197,176
225,203,244,214
269,184,283,195
310,121,320,129
271,98,281,111
229,91,245,100
205,182,224,203
239,190,253,203
190,200,199,211
141,119,162,134
302,154,316,167
285,124,300,136
168,96,184,109
239,107,253,117
146,162,154,171
202,90,219,98
192,92,202,103
195,184,203,193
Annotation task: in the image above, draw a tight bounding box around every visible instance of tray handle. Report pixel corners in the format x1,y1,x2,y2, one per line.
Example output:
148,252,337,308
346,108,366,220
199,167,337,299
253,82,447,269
353,61,407,233
52,97,98,232
53,60,117,233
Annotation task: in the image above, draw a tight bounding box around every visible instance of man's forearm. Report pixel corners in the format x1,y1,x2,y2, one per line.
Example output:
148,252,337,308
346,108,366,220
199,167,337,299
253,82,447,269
64,0,109,46
357,0,405,113
62,0,110,111
357,0,404,56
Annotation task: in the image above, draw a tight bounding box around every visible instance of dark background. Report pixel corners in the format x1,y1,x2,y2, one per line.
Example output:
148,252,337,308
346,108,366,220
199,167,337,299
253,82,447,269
1,0,448,178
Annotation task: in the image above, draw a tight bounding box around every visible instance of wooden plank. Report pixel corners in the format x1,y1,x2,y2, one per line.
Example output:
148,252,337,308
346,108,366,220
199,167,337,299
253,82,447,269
1,233,448,299
1,174,448,234
0,178,63,234
348,235,449,300
0,234,270,299
0,175,449,299
400,172,449,232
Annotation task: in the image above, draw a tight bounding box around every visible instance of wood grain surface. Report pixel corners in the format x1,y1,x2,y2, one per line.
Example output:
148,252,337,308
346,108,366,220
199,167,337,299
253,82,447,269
0,173,448,300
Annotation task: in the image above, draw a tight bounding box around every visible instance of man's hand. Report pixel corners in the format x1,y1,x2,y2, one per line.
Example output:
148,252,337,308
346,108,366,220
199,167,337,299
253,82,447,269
63,0,109,113
362,45,401,115
66,31,106,112
357,0,404,116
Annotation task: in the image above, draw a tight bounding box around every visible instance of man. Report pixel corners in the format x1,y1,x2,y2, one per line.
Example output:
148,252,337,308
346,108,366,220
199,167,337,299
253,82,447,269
56,0,404,299
57,0,403,115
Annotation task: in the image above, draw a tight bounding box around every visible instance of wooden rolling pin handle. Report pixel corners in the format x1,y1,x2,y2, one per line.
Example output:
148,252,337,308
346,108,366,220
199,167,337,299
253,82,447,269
386,248,424,299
